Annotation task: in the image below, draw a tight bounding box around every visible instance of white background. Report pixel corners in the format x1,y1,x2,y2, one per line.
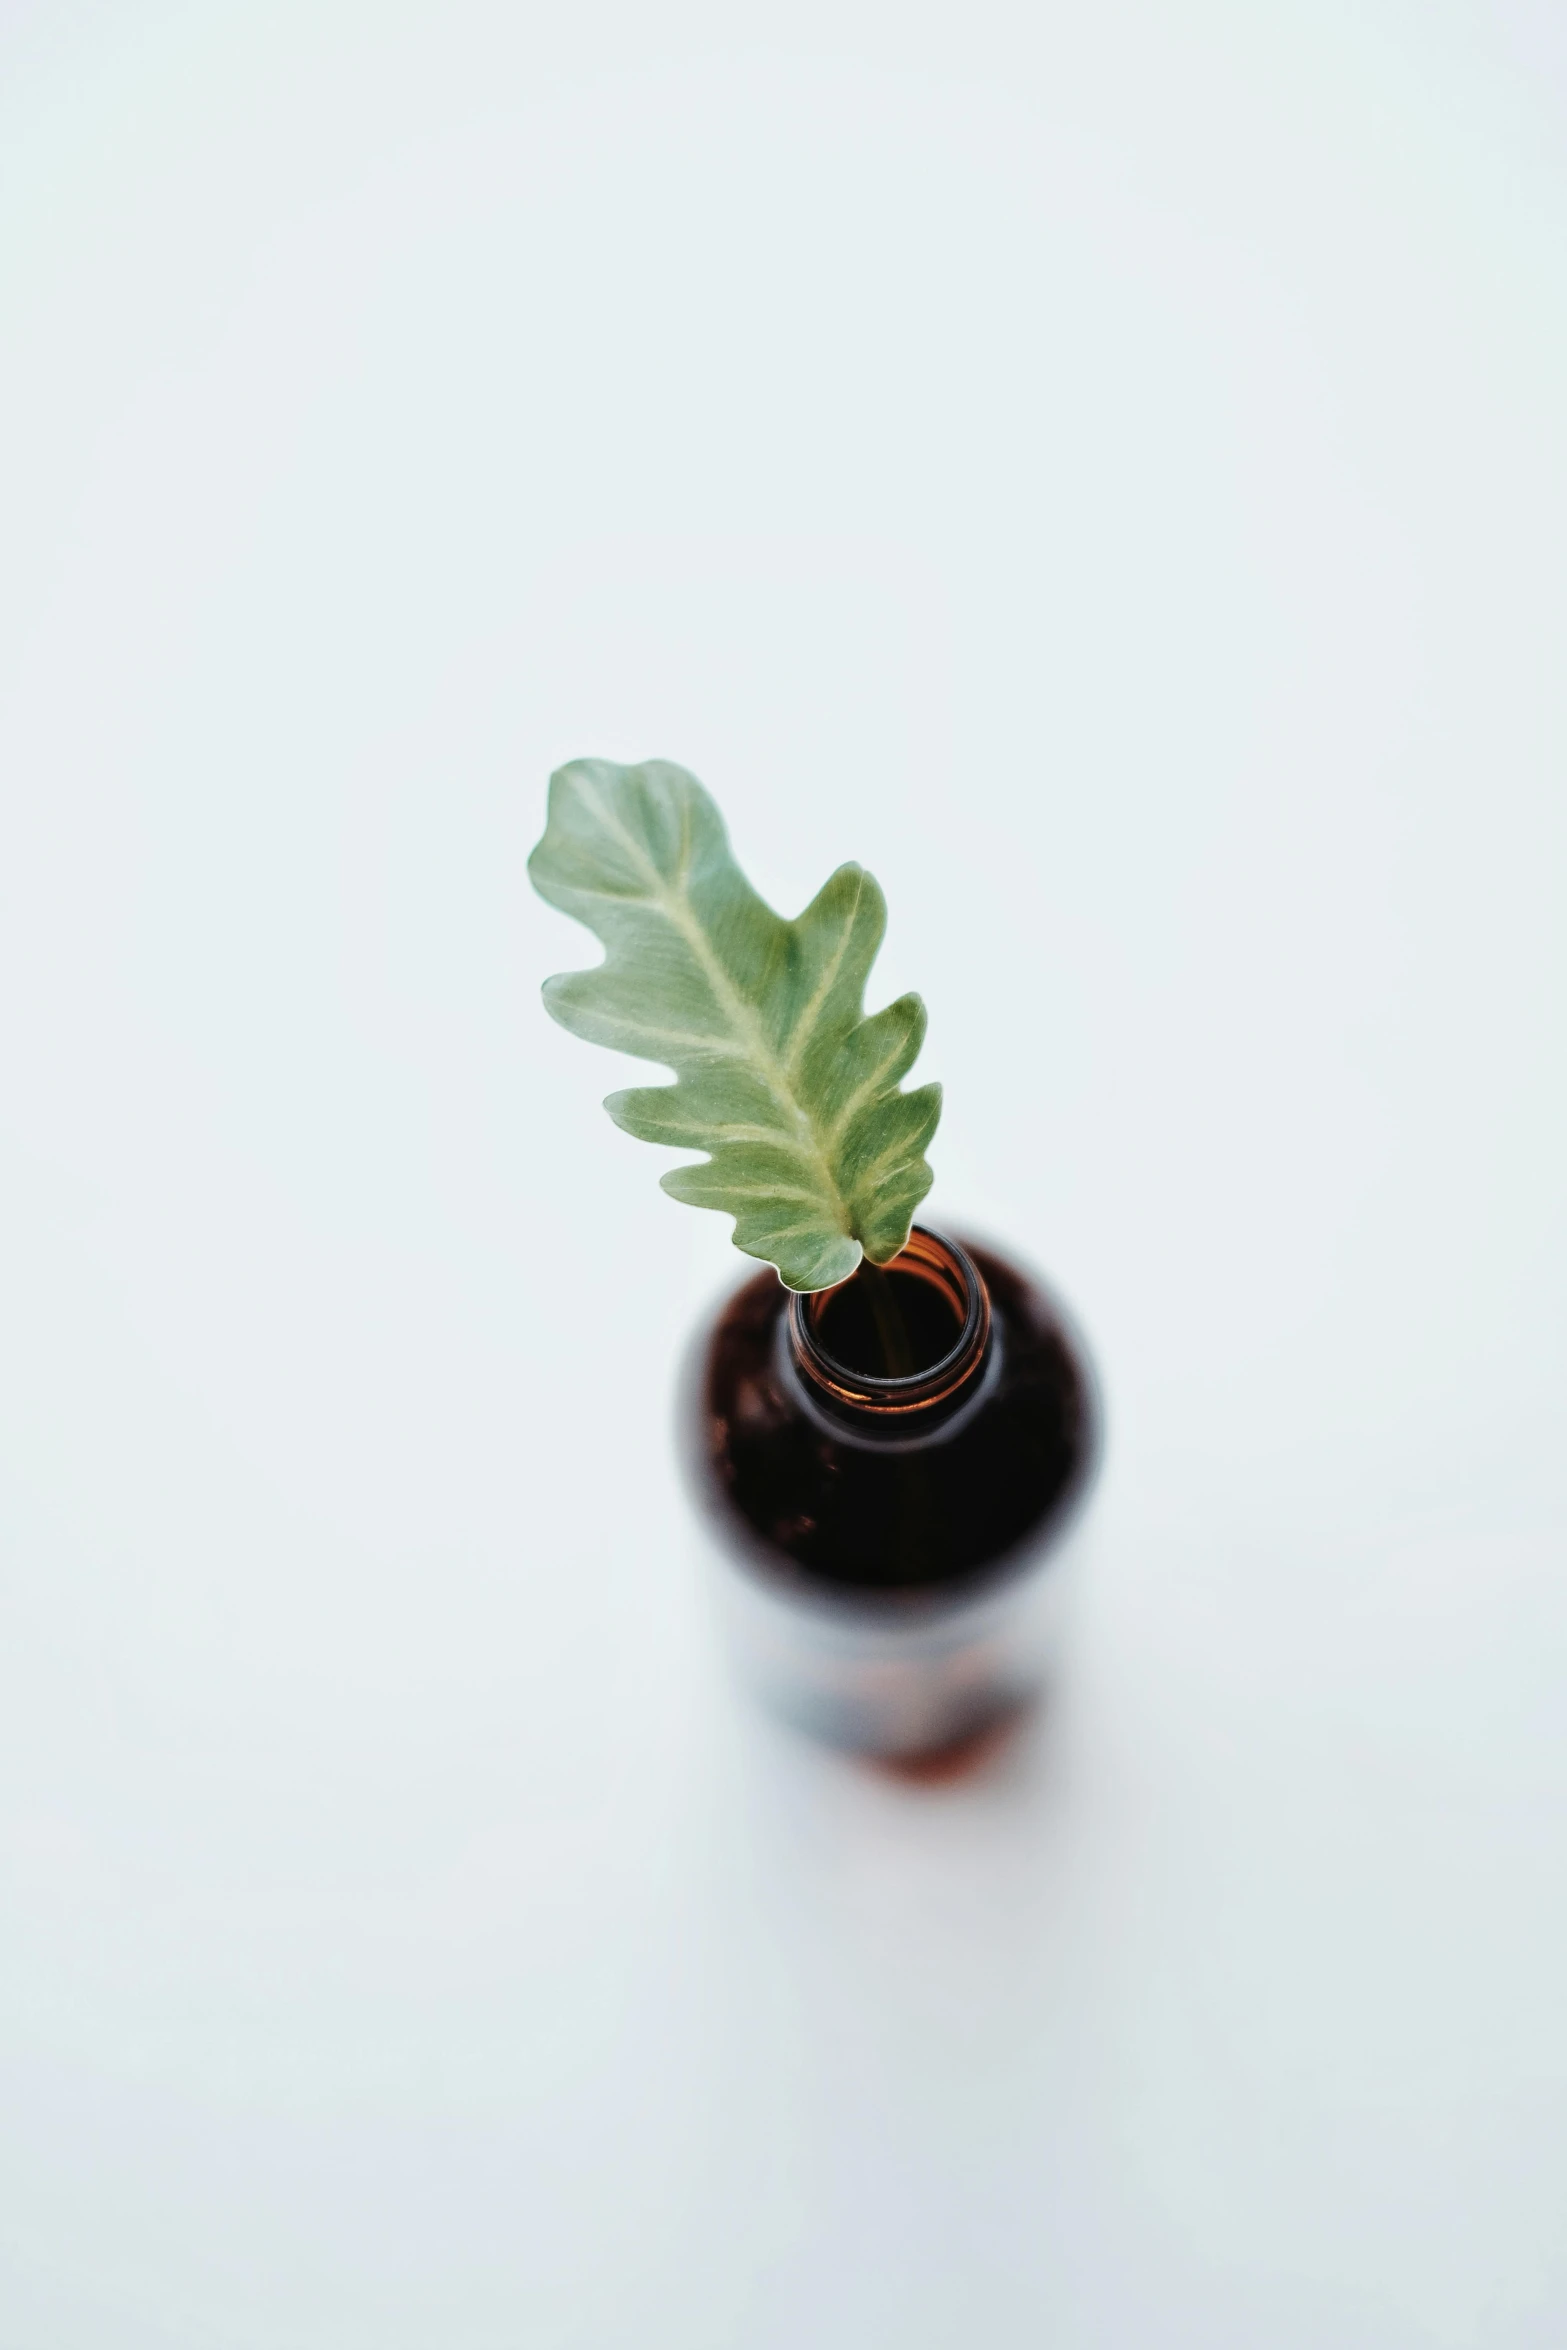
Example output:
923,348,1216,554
2,2,1565,2342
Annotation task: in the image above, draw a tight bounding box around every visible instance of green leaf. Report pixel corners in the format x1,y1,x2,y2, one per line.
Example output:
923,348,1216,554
528,758,941,1292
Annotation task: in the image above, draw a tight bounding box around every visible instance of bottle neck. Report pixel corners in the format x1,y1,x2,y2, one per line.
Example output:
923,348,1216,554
785,1226,993,1440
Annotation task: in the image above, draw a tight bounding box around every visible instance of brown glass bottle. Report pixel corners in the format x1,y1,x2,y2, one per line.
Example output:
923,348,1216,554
681,1226,1100,1757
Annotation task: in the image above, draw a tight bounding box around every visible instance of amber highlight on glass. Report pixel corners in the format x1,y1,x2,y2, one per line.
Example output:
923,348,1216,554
681,1226,1101,1757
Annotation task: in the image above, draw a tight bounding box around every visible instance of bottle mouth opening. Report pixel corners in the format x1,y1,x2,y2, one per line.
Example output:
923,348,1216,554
788,1227,991,1416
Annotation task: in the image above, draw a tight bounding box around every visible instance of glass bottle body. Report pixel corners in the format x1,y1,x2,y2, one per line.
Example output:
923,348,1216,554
680,1227,1101,1758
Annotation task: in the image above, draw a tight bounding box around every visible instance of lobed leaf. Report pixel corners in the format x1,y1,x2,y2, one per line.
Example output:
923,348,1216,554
528,758,941,1291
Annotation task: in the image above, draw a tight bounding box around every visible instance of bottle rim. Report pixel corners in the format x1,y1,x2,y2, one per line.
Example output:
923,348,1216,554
787,1225,992,1418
